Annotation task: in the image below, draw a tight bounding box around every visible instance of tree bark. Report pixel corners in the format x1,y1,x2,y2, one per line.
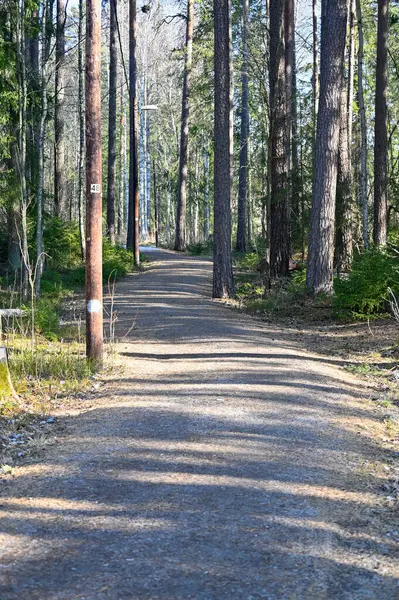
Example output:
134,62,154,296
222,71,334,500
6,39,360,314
373,0,389,246
213,0,234,298
356,0,368,248
269,0,290,278
312,0,319,148
118,70,125,237
54,0,67,219
290,0,300,247
78,0,85,260
306,0,347,295
236,0,249,253
35,1,49,298
127,0,140,265
335,60,353,274
106,0,118,244
203,138,210,241
16,0,29,299
175,0,194,251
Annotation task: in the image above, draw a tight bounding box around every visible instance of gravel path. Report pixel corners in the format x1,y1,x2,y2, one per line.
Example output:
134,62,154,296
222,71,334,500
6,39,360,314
1,249,398,599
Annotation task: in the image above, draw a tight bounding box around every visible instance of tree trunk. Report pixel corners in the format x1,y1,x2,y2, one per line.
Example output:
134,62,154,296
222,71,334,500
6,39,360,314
306,0,347,295
203,138,210,241
127,0,140,265
373,0,389,246
312,0,319,148
35,1,49,298
54,0,67,219
335,61,353,274
153,159,159,247
213,0,234,298
16,0,29,299
106,0,118,244
347,0,355,157
290,0,300,248
236,0,249,253
356,0,368,248
269,0,290,278
146,107,151,237
118,70,125,237
175,0,194,252
78,0,85,260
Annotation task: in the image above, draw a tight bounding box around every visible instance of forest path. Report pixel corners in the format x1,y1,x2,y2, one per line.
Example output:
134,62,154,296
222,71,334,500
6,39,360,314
1,249,399,599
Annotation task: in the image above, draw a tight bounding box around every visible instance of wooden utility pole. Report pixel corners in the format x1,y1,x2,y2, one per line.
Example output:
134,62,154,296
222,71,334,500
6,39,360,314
85,0,103,364
127,0,140,265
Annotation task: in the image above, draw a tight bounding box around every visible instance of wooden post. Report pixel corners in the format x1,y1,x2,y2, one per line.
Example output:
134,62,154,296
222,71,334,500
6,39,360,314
85,0,103,364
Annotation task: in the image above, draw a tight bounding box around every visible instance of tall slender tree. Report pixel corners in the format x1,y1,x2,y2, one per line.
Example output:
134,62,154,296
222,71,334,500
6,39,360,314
54,0,67,218
269,0,290,278
335,59,353,273
236,0,249,253
213,0,234,298
307,0,348,294
35,0,49,298
175,0,194,252
16,0,29,298
106,0,118,244
78,0,85,259
356,0,368,248
373,0,389,246
127,0,140,264
312,0,319,147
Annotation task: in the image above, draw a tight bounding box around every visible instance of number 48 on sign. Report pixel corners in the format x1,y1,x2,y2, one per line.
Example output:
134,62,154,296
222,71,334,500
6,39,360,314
90,183,101,194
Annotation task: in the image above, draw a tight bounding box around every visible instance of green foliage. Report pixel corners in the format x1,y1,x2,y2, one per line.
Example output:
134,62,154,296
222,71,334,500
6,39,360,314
187,241,213,256
333,249,399,319
235,280,263,299
43,218,82,270
288,268,307,292
20,297,62,341
233,252,260,271
102,239,136,280
34,299,61,341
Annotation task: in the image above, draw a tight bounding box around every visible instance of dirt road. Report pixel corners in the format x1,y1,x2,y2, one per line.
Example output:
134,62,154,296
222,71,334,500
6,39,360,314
1,249,398,599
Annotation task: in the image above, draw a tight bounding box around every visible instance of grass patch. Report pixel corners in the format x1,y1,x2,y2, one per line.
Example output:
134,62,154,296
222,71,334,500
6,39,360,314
344,362,384,377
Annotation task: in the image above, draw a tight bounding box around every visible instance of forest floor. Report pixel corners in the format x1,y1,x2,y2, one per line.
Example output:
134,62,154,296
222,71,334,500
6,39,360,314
1,249,399,599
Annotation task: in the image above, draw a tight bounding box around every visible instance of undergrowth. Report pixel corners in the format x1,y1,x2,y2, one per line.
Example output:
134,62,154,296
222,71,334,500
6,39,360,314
234,246,399,323
0,220,141,418
187,241,213,256
333,248,399,319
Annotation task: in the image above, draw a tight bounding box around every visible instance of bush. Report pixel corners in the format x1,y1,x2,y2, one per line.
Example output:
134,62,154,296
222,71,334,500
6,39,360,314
102,239,136,280
187,241,213,256
334,248,399,319
43,217,82,270
233,252,260,271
